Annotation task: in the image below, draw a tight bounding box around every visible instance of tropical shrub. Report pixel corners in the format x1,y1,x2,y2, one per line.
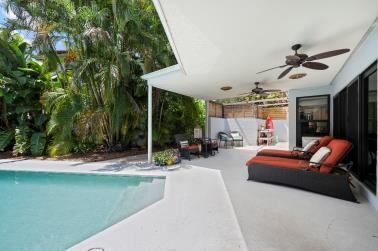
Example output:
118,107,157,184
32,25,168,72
0,30,50,155
1,0,205,156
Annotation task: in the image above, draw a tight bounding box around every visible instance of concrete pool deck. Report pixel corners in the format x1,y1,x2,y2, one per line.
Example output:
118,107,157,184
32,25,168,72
0,158,247,251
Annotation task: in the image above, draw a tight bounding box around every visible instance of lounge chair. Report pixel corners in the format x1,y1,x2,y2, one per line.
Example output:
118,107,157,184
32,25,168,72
174,134,200,160
230,131,243,147
218,132,233,148
256,136,333,160
246,139,357,202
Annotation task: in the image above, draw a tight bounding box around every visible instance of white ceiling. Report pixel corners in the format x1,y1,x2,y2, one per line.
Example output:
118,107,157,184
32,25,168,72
144,0,378,100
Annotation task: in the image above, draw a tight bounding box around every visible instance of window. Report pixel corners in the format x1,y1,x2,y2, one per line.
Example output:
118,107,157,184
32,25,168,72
296,95,330,146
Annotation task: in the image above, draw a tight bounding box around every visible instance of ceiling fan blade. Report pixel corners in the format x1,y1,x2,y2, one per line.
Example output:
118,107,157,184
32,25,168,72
256,65,287,74
263,89,282,93
302,62,329,70
278,67,293,79
306,49,350,61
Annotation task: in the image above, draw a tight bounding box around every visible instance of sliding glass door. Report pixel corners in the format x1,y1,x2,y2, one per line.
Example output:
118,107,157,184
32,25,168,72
333,61,377,193
363,64,377,192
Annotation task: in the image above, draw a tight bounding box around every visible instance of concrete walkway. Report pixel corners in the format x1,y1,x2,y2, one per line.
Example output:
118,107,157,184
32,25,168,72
188,145,378,250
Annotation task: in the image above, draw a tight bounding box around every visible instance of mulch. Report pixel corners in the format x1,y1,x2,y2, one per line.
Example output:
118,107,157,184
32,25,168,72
0,148,149,162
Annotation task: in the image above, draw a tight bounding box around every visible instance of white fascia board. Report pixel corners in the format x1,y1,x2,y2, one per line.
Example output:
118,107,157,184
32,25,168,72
141,64,181,81
151,0,186,74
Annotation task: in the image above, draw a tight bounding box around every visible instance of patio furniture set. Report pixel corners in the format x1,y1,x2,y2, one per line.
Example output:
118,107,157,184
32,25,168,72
246,136,357,202
174,131,244,160
174,134,218,160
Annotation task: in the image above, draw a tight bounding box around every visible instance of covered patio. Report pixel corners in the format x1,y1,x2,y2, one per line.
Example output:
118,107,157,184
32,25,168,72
141,0,378,249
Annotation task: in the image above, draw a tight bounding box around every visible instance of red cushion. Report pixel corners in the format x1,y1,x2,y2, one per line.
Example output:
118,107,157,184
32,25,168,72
246,156,311,170
319,139,352,173
181,145,199,151
257,149,302,158
309,136,333,154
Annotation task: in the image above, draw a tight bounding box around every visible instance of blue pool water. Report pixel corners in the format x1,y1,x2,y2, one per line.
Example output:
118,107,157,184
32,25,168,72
0,170,165,251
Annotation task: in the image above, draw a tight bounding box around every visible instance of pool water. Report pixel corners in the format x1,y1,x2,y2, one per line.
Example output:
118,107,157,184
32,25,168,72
0,170,165,251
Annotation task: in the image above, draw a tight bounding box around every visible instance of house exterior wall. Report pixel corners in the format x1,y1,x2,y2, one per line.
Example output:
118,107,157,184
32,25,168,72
330,24,378,207
288,24,378,208
210,117,288,145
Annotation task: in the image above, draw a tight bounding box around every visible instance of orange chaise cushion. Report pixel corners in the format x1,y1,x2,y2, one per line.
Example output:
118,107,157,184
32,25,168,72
246,156,311,170
319,139,352,173
257,149,302,158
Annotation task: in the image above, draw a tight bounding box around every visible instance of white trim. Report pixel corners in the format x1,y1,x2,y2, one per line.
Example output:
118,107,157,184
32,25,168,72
141,64,181,80
205,100,209,138
151,0,186,74
147,85,153,163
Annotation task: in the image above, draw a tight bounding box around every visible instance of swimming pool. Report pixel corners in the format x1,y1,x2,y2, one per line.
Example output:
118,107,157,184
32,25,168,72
0,170,165,251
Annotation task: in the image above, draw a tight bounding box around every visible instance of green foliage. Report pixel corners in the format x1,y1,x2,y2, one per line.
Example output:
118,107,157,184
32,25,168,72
13,126,30,156
30,132,46,156
1,0,205,156
0,129,14,151
0,29,49,156
153,149,179,166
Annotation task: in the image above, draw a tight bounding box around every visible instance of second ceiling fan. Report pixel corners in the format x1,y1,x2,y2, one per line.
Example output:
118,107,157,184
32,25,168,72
257,44,350,79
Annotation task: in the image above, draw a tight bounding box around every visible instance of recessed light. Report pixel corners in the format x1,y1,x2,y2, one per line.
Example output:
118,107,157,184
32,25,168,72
221,86,232,91
289,73,307,79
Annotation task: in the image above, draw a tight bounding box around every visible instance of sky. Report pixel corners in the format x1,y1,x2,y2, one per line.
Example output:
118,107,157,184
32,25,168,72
0,0,66,50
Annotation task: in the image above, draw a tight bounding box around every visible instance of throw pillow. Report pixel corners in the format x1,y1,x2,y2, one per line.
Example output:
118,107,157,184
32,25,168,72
180,140,189,148
309,147,331,167
303,139,319,152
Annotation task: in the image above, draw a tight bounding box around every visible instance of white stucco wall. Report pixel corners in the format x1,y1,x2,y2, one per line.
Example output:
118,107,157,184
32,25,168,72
210,117,288,146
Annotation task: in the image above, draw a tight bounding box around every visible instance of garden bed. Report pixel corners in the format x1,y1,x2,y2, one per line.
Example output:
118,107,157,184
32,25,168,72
0,148,153,162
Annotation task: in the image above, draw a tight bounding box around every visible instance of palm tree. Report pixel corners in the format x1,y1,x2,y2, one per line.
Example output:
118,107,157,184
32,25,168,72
2,0,203,156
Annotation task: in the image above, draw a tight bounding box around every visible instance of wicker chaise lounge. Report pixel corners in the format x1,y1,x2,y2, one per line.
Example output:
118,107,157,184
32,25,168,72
246,139,357,202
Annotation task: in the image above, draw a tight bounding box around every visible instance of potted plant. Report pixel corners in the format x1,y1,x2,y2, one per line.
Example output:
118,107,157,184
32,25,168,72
153,149,180,166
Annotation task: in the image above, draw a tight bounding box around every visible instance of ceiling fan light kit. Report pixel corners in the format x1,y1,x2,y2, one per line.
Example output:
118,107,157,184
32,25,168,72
220,86,232,91
239,82,281,97
289,73,307,79
257,44,350,79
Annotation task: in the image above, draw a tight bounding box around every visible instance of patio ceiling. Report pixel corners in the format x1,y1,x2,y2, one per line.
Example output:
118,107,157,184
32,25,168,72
143,0,378,100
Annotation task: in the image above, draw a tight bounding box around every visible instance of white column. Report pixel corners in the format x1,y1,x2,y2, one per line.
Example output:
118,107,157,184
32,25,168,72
147,84,153,163
205,100,209,138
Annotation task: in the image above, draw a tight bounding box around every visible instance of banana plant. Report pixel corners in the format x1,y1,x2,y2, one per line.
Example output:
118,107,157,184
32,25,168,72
0,29,50,155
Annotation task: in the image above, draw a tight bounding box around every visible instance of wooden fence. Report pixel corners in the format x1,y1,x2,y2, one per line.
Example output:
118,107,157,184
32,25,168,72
209,102,223,117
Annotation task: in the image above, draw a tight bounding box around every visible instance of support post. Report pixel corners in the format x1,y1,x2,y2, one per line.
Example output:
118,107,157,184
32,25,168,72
205,100,209,138
148,84,153,163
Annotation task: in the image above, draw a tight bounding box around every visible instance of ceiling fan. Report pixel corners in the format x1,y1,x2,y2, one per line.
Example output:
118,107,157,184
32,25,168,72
240,82,281,97
257,44,350,79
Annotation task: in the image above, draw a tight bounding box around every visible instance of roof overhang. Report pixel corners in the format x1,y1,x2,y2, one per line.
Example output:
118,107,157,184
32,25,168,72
143,0,378,100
